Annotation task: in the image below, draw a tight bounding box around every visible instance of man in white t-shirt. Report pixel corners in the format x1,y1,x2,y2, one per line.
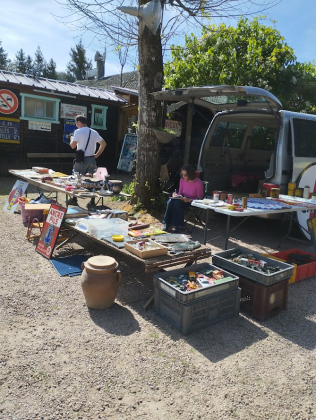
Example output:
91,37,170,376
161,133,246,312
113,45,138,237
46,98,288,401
70,114,106,175
69,114,107,206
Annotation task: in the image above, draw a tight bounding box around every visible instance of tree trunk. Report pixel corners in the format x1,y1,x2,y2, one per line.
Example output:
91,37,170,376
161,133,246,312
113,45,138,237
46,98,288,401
135,14,164,208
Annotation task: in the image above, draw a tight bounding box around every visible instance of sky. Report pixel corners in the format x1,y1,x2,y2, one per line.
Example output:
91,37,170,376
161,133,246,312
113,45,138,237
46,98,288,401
1,0,316,77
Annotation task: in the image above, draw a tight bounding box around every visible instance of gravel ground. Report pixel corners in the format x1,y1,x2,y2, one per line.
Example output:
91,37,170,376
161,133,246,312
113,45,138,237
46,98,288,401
1,174,316,420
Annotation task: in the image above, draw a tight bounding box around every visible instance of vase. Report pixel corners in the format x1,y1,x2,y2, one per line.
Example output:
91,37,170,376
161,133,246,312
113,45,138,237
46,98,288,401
80,255,121,309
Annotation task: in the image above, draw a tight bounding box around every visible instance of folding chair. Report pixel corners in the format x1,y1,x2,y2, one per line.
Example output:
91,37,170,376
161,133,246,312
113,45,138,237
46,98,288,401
184,181,209,234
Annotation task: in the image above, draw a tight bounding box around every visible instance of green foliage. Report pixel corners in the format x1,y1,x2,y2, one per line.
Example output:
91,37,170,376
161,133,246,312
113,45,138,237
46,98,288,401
66,39,92,82
164,17,316,113
111,180,135,202
43,59,58,80
33,46,46,77
0,40,8,69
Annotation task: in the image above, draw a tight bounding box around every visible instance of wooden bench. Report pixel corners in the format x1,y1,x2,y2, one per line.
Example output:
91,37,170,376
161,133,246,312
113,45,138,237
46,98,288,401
27,153,76,173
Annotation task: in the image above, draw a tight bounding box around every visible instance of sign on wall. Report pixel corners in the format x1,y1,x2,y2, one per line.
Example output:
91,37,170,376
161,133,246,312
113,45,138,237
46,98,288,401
0,89,19,114
28,121,51,131
0,117,20,143
63,119,76,144
117,134,137,172
60,104,87,119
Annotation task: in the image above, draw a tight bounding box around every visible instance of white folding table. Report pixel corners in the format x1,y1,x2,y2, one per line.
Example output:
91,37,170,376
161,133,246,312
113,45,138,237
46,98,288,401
192,198,316,249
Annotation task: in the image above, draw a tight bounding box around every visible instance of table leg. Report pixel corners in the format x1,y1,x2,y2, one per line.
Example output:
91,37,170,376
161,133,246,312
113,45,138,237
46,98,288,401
225,215,231,250
203,208,209,244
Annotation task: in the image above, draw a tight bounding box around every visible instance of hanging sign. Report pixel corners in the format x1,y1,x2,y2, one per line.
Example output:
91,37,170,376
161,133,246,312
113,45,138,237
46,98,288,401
36,203,67,259
0,89,19,114
3,180,28,212
117,134,137,172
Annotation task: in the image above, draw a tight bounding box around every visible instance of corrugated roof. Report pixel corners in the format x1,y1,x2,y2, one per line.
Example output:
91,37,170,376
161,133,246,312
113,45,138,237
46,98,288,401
79,71,139,91
0,70,127,103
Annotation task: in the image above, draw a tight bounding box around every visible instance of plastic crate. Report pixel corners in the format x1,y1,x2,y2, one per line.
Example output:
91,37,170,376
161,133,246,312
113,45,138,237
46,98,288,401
268,249,316,282
261,254,296,284
239,276,288,321
212,247,294,285
154,285,241,335
153,263,239,303
19,201,44,223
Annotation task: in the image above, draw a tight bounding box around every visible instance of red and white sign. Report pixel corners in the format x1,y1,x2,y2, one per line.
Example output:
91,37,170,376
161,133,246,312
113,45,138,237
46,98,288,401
60,103,87,119
0,89,19,114
36,203,67,259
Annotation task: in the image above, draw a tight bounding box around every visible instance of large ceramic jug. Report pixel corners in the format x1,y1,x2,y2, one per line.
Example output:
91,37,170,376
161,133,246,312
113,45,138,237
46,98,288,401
80,255,121,309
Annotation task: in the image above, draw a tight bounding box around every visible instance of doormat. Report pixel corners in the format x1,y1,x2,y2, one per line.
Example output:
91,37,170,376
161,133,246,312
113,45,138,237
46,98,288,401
50,254,88,277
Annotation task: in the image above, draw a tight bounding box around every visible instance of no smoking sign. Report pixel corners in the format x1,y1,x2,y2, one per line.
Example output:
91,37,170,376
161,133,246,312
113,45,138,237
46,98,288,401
0,89,19,114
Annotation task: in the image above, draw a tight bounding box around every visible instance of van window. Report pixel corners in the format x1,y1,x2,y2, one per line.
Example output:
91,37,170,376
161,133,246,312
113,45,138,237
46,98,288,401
293,118,316,157
248,126,278,151
209,122,247,148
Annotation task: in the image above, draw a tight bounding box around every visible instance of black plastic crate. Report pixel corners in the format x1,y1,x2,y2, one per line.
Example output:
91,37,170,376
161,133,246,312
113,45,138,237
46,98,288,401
239,276,288,321
212,247,294,285
154,285,241,335
153,263,239,303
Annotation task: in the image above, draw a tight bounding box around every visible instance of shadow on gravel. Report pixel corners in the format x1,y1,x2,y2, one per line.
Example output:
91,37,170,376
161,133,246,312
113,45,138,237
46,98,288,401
89,304,141,336
261,279,316,350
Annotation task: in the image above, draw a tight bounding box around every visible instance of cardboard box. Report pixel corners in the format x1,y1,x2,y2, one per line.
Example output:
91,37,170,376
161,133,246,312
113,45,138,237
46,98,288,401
125,239,168,258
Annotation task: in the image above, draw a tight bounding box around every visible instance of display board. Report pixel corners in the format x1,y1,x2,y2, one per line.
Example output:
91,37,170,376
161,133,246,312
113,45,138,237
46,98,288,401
36,204,67,259
117,134,137,172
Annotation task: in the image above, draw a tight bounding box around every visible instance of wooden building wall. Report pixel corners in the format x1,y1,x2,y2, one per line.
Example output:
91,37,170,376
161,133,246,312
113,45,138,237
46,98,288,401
0,84,121,176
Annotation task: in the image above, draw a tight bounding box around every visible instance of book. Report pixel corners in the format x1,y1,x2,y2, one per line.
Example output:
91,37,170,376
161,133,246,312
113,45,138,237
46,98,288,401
171,195,183,200
128,227,166,237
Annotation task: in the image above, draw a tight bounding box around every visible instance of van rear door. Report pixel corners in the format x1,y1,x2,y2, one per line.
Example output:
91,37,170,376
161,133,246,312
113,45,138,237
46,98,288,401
152,85,282,113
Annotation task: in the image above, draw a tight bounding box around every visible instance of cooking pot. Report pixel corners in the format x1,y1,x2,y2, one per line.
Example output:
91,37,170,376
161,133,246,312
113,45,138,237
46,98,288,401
108,180,123,194
80,177,102,190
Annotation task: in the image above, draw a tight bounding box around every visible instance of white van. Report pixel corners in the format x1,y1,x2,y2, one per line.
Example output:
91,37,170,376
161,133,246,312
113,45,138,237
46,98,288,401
153,85,316,195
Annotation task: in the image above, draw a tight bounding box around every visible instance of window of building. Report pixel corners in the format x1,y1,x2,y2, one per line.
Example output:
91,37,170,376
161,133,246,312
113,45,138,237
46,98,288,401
91,105,108,130
20,94,60,123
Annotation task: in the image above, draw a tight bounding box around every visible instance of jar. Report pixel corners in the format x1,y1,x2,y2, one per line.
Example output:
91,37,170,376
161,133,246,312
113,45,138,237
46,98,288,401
303,186,310,199
80,255,121,309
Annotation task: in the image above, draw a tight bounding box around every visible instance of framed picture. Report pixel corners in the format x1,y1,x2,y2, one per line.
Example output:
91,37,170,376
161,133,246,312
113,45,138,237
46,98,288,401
91,105,108,130
117,134,137,172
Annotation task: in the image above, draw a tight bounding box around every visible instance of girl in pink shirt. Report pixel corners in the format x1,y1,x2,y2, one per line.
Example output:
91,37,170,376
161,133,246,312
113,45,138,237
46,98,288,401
162,164,204,233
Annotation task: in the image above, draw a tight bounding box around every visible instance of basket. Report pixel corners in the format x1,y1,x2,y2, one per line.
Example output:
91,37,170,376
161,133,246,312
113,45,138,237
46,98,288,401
239,276,288,321
154,285,241,335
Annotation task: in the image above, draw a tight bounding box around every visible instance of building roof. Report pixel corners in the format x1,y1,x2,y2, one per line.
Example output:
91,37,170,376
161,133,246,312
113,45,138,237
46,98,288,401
0,70,127,103
80,71,139,91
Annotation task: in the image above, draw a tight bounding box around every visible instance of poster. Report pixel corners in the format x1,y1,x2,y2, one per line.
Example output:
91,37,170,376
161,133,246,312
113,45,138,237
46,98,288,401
0,117,20,143
63,119,76,144
3,180,28,212
117,134,137,172
36,204,66,259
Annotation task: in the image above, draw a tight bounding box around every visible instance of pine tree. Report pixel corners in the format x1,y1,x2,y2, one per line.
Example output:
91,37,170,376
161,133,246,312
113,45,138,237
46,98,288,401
66,40,92,81
0,40,8,70
33,46,46,77
25,55,33,75
43,58,58,79
14,49,27,74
